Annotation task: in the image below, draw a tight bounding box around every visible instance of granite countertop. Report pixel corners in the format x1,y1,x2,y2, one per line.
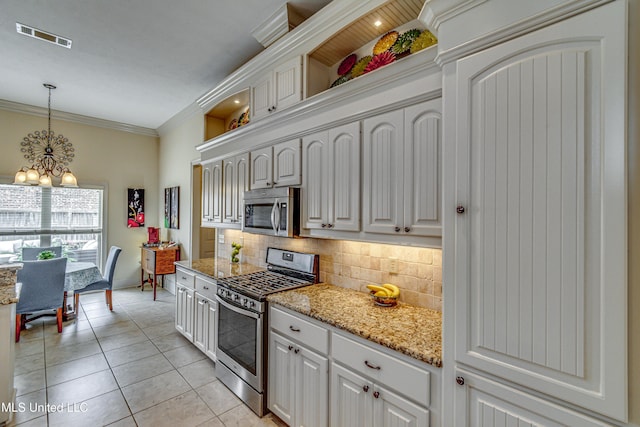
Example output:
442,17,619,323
175,258,264,280
268,284,442,367
0,263,23,305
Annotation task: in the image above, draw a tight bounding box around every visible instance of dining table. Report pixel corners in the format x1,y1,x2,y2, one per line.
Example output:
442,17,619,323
62,261,103,319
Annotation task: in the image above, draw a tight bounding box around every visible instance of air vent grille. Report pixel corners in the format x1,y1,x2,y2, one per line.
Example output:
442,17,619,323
16,23,72,49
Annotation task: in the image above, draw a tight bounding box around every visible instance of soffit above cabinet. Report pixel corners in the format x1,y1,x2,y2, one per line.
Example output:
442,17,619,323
309,0,426,67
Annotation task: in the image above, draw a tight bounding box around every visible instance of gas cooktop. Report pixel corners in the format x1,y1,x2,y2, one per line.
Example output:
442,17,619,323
216,269,313,299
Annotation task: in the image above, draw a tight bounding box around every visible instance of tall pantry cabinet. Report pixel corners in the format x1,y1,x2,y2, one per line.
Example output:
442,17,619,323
441,1,629,425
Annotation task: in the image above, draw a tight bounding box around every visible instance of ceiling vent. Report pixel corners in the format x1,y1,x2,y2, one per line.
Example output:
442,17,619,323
16,23,72,49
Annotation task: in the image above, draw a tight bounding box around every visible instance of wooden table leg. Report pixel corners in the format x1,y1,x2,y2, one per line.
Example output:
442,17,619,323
153,274,157,301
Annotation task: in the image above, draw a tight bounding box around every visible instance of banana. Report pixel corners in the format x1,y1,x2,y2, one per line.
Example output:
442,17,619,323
374,290,388,297
366,284,390,295
382,283,400,297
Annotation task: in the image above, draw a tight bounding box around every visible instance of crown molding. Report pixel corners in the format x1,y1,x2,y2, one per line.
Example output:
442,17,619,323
156,101,204,138
419,0,487,32
0,99,158,138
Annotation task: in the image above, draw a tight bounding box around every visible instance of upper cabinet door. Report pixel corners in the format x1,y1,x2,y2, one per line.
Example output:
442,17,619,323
451,1,626,421
273,139,301,187
250,146,273,189
404,99,441,237
363,109,404,234
210,159,223,223
222,157,235,224
302,131,329,230
252,75,272,120
235,153,250,223
273,56,302,112
201,162,213,224
329,122,360,231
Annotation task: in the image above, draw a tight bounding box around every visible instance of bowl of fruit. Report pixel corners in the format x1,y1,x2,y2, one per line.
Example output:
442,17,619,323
366,283,400,307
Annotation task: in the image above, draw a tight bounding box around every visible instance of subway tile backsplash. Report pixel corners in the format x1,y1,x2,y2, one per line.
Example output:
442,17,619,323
219,230,442,311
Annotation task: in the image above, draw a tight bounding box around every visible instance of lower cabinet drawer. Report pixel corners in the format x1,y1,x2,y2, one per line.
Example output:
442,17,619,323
176,268,195,289
332,332,430,407
270,306,329,355
195,276,217,300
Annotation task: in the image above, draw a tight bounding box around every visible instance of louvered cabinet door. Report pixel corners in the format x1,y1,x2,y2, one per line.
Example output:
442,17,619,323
363,110,404,234
451,1,626,421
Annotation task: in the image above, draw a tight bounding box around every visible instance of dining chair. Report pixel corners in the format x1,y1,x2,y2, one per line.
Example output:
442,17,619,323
74,246,122,311
15,257,68,342
21,246,63,260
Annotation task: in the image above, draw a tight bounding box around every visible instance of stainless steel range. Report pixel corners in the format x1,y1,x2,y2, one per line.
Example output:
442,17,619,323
215,247,319,417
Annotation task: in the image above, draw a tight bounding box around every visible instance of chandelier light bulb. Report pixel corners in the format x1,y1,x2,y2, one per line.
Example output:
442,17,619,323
39,174,52,187
25,167,40,184
13,170,27,185
61,171,78,187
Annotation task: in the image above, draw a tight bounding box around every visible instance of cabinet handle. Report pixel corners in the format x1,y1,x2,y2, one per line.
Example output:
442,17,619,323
203,286,209,290
289,325,301,332
394,227,401,232
272,105,276,111
404,227,410,233
266,182,271,186
181,276,187,280
456,205,466,214
321,224,327,228
456,376,465,386
268,107,272,112
364,360,381,370
288,345,293,351
327,224,334,228
294,348,300,354
373,391,380,399
362,385,369,392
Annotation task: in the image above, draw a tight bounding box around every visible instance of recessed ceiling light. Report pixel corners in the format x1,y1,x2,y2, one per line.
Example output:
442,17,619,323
16,23,72,48
374,20,382,27
234,100,240,104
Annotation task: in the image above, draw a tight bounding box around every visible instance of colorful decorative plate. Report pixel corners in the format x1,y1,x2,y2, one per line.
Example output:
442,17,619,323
364,51,396,74
330,74,351,88
228,118,238,130
351,55,372,78
391,29,422,55
373,31,399,55
337,54,357,76
238,108,250,126
410,30,438,54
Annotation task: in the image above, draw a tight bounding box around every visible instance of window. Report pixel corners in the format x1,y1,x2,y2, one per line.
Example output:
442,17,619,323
0,184,104,265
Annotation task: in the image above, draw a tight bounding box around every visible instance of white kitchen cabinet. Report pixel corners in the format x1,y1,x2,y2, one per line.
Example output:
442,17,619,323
363,99,441,237
331,362,428,427
269,306,329,427
201,159,222,226
175,284,194,341
222,152,249,226
194,293,217,361
250,139,301,189
444,1,627,423
302,121,360,232
252,56,302,121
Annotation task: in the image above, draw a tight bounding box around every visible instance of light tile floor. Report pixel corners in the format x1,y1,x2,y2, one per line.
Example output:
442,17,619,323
9,287,285,427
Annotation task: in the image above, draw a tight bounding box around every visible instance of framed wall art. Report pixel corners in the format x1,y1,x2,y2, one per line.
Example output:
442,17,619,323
127,188,145,227
164,186,179,229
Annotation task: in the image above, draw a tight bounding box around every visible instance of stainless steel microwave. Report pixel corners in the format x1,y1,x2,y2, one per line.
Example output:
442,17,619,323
242,187,300,237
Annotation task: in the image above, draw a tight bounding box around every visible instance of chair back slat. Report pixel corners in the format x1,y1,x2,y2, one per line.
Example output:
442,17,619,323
103,246,122,285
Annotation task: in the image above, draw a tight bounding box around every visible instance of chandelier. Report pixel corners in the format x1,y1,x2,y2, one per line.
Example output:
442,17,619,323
13,83,78,187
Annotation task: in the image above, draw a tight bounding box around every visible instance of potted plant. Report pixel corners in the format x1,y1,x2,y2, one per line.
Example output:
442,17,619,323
37,250,56,260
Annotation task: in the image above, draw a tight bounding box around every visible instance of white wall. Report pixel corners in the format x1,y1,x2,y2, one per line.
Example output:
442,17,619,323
0,109,159,288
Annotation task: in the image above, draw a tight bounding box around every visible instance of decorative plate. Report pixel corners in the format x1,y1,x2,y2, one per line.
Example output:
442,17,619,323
330,74,351,88
364,51,396,74
351,55,372,78
391,29,422,55
238,108,250,126
228,118,237,130
410,30,438,54
337,54,357,76
373,31,399,55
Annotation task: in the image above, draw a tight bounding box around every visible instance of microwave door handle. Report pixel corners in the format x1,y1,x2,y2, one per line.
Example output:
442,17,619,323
270,203,278,234
274,201,282,234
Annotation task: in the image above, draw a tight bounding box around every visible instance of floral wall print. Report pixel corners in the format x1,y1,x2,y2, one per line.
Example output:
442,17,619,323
127,188,144,227
164,186,179,229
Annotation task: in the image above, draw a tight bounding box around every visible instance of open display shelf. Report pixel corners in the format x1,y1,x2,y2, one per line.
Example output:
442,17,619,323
204,89,250,140
306,0,430,98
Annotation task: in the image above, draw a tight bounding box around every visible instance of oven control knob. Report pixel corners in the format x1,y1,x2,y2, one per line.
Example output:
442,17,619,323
241,298,248,306
233,294,240,301
225,290,231,298
249,301,256,308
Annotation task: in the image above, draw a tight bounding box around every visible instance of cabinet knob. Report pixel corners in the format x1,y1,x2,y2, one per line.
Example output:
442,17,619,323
362,385,369,393
288,345,293,351
327,224,334,229
272,105,276,111
266,182,271,186
404,227,410,233
373,391,380,399
456,205,466,214
456,376,465,386
203,286,209,290
294,348,300,354
394,227,401,232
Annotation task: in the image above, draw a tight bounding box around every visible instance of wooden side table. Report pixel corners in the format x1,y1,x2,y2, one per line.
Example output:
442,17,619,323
140,246,180,300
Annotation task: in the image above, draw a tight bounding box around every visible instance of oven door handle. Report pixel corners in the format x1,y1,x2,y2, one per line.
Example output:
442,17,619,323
216,295,260,320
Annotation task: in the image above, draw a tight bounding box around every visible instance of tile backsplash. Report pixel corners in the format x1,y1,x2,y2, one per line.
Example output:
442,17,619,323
219,230,442,311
